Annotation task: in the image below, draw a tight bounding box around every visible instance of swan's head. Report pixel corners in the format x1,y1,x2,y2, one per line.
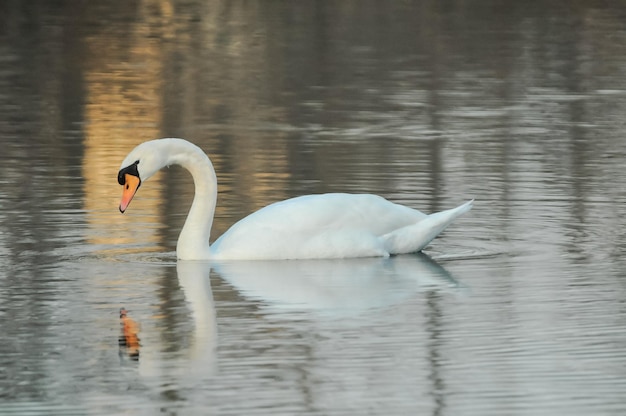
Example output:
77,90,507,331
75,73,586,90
118,140,170,213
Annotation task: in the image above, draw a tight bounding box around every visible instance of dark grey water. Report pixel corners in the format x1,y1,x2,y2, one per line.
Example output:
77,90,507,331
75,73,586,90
2,1,626,415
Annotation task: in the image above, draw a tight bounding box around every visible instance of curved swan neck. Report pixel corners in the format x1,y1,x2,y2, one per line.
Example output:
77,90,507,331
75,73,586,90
162,139,217,259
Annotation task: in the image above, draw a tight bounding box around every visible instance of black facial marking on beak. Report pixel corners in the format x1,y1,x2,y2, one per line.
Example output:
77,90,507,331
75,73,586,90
118,160,140,185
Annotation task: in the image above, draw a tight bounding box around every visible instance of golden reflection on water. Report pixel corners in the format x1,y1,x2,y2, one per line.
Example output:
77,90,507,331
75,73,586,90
76,0,297,250
80,3,167,250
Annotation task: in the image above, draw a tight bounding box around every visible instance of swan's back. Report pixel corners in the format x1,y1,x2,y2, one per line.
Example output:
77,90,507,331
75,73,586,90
211,193,427,260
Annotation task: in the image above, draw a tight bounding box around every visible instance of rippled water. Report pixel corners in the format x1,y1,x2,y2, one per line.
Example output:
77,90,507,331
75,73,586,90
2,1,626,415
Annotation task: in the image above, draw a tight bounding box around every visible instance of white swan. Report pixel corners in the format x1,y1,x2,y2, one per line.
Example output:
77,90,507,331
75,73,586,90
118,138,473,260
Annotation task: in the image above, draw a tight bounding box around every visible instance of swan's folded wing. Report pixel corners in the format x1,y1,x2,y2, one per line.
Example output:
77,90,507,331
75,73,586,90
210,193,426,260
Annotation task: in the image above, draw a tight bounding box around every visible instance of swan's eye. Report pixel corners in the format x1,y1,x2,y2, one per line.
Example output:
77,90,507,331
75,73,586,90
118,160,141,185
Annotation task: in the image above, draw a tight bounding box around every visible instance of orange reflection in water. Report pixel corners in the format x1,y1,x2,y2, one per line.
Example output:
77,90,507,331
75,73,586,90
119,308,141,360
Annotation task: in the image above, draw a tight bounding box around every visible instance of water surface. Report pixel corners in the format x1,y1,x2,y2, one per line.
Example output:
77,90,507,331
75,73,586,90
1,1,626,415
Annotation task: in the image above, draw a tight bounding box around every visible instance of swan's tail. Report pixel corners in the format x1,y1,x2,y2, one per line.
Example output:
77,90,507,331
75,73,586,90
381,199,474,255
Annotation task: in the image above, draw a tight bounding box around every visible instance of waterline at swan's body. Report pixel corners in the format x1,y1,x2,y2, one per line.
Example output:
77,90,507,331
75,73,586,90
118,138,473,260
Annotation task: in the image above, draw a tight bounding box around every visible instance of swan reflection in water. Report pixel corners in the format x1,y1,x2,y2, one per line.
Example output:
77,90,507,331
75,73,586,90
211,253,462,313
166,253,463,373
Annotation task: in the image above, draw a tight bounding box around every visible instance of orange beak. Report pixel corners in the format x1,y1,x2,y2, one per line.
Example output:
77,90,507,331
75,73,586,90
119,174,141,213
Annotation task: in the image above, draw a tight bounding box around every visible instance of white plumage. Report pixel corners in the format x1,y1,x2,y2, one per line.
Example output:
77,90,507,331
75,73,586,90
118,138,473,260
